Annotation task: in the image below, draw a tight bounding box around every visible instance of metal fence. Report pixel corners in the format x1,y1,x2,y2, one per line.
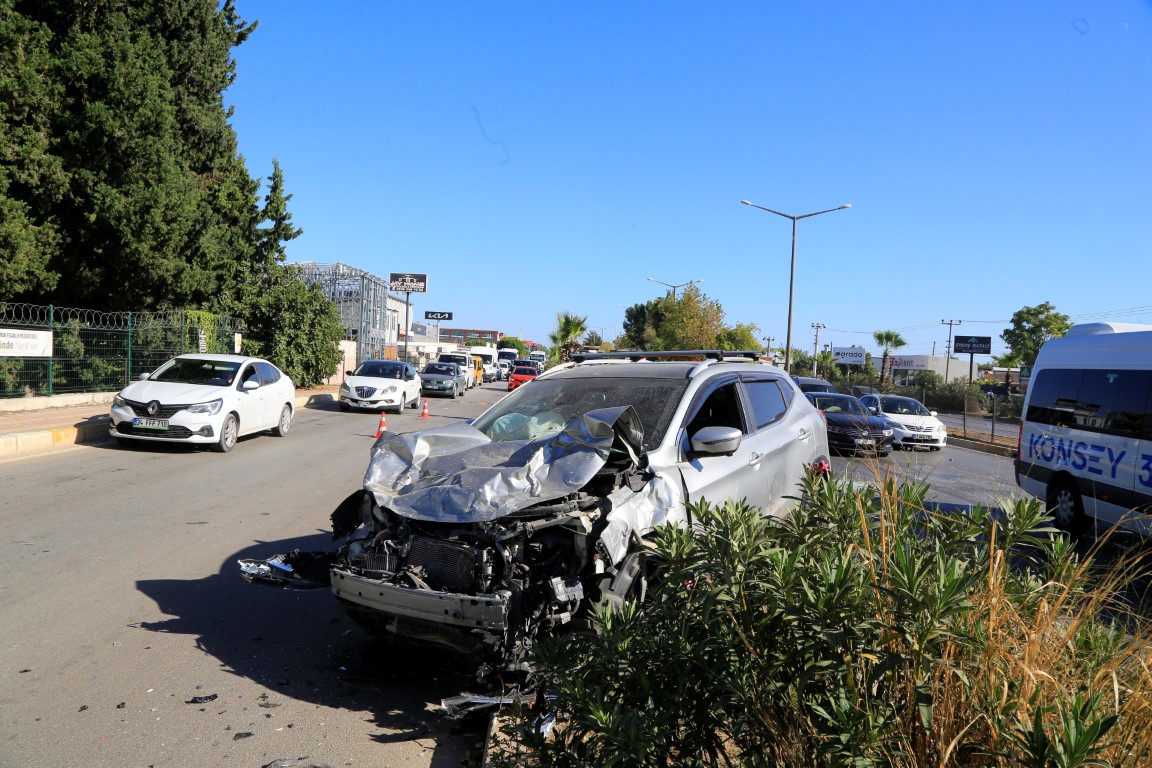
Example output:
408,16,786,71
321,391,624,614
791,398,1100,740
0,303,242,398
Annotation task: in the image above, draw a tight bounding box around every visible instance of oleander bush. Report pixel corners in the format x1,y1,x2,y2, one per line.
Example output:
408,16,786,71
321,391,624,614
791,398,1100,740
493,470,1152,767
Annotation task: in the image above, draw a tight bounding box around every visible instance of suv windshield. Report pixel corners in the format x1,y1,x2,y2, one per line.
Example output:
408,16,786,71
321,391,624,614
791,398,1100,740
472,375,689,448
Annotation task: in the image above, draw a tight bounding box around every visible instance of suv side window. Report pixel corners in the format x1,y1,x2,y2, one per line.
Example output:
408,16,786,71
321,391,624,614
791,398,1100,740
684,380,746,437
744,379,789,429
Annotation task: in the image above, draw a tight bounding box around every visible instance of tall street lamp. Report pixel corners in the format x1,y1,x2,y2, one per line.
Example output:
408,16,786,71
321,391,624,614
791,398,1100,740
740,199,851,373
647,276,702,299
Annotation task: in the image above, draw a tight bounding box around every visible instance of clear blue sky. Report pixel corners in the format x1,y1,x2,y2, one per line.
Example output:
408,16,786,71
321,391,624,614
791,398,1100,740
225,1,1152,359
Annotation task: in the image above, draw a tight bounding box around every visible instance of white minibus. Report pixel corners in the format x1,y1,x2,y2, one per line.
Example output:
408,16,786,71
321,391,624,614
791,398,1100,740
1015,322,1152,534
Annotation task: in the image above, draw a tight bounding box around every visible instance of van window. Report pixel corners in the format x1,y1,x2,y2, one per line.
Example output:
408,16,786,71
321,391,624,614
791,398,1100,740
1074,370,1152,438
1026,368,1152,439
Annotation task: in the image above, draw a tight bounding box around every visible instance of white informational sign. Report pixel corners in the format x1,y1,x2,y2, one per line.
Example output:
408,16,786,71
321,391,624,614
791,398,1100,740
0,328,53,357
832,346,867,365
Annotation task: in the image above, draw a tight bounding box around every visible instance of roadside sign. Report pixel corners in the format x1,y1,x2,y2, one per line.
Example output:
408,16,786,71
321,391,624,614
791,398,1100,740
389,273,427,292
425,311,453,321
953,336,991,354
832,346,866,365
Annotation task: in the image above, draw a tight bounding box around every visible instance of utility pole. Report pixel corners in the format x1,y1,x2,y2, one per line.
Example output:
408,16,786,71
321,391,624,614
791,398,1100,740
941,319,962,383
811,323,825,376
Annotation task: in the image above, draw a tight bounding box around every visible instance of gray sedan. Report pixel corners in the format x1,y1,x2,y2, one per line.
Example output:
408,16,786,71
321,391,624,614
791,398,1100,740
419,362,469,398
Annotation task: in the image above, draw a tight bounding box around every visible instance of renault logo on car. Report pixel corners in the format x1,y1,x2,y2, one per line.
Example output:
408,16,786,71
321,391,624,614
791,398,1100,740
146,400,160,416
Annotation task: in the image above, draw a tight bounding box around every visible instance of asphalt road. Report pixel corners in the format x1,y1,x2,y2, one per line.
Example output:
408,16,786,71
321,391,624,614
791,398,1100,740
0,382,1023,768
0,384,507,768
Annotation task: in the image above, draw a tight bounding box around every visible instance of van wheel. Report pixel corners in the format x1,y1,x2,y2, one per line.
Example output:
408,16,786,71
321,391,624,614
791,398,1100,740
1048,479,1088,536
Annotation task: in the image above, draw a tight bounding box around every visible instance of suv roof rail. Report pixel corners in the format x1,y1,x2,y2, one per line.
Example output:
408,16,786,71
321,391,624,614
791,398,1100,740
570,350,763,363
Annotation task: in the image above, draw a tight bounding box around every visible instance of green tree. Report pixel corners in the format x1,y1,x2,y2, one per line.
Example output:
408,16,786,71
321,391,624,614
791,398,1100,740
242,266,343,387
993,351,1023,385
551,311,587,363
3,0,259,309
873,329,907,386
1000,301,1071,369
659,284,726,349
0,0,64,299
583,330,603,347
619,286,759,351
497,338,526,355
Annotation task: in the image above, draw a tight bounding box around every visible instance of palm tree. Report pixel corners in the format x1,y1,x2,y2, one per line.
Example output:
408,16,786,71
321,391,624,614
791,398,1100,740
873,329,907,386
552,311,588,363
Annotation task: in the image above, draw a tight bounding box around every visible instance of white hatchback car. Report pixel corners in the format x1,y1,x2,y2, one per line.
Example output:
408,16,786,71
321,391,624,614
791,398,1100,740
858,394,947,450
109,354,296,452
339,360,422,414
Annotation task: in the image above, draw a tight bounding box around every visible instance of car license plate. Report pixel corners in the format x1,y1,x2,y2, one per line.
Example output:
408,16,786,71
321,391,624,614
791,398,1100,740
133,417,169,430
855,438,874,446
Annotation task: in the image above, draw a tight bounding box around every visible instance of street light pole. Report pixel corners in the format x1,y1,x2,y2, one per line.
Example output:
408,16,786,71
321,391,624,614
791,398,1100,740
647,276,702,300
811,322,825,376
741,200,851,374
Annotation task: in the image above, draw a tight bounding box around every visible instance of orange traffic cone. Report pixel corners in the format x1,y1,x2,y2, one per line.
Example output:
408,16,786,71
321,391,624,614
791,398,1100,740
419,398,430,418
373,412,387,438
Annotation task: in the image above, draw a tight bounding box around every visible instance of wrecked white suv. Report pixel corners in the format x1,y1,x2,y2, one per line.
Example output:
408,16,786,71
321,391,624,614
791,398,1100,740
240,351,828,677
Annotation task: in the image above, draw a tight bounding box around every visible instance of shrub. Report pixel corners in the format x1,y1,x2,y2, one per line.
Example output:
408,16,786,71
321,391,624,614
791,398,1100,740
494,471,1152,767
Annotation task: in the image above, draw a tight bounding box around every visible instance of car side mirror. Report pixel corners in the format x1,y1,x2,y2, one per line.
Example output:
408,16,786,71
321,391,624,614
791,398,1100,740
930,410,938,417
138,373,150,380
242,379,260,391
690,425,742,456
345,370,353,377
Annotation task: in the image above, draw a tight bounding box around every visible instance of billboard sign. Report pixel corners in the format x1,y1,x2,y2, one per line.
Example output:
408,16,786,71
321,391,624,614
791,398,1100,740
0,328,53,357
953,336,992,354
389,273,427,292
832,346,867,365
424,311,453,321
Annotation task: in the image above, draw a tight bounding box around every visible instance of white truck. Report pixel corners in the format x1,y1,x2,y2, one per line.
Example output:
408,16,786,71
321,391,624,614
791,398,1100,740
470,345,500,383
528,350,547,371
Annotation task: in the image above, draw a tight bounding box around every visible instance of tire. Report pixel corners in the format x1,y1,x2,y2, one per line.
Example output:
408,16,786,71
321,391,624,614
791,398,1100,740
1047,478,1088,536
272,404,292,437
451,385,458,399
408,392,419,409
878,451,890,458
213,413,238,453
339,401,351,412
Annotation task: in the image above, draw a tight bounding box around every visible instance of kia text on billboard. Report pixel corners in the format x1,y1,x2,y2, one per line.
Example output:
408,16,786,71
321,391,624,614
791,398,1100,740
832,346,866,365
389,273,427,292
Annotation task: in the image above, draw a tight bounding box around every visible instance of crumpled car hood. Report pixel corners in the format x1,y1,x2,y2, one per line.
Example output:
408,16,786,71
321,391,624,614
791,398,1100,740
363,406,644,523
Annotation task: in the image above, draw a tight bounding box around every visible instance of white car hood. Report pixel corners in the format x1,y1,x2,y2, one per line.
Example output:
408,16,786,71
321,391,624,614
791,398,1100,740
884,413,943,429
121,379,230,404
345,375,402,391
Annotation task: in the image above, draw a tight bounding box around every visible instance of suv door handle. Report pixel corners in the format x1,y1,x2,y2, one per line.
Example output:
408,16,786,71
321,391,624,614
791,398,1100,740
748,451,763,466
797,428,811,442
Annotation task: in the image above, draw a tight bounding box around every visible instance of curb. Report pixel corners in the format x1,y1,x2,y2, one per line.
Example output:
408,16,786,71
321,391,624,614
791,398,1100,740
948,435,1016,458
1,390,338,460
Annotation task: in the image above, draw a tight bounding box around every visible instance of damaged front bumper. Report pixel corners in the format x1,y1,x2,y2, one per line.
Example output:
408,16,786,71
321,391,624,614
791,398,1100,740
330,569,509,632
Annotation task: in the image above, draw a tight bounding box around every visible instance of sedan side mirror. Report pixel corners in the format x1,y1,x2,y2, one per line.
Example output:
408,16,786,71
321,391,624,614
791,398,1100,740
930,410,938,417
242,379,260,391
138,373,150,381
345,370,353,377
690,425,742,456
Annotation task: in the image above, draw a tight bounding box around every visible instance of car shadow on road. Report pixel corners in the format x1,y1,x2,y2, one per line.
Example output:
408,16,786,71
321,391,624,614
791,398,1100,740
134,531,483,765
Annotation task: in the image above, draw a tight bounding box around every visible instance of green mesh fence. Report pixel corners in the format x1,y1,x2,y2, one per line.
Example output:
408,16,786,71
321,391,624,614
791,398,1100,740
0,304,242,398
